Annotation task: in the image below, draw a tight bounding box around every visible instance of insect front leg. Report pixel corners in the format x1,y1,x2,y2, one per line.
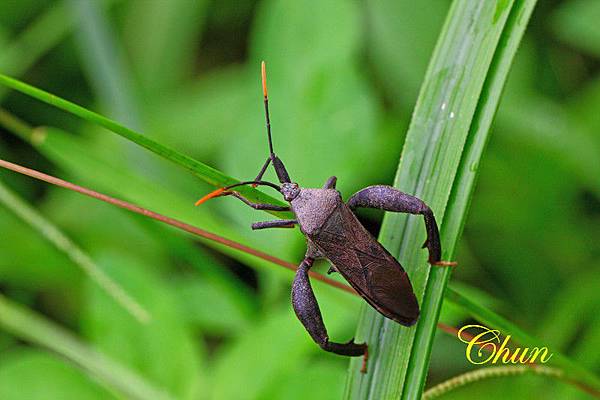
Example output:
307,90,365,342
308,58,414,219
292,256,368,371
347,185,456,266
225,191,290,211
253,157,271,182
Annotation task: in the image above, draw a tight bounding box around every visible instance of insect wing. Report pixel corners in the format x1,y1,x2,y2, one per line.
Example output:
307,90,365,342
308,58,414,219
310,204,419,325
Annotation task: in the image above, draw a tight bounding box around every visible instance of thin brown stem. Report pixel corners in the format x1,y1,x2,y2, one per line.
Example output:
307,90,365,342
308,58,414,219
0,158,353,295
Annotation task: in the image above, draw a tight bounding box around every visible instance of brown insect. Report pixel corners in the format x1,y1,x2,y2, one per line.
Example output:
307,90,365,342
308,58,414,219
196,62,456,372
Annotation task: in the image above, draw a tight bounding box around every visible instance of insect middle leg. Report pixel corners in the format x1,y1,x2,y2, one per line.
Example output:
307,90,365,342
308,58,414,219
348,185,456,266
251,219,297,230
292,256,368,369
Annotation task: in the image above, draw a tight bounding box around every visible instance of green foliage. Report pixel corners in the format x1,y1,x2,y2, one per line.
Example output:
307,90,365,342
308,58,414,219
0,1,599,399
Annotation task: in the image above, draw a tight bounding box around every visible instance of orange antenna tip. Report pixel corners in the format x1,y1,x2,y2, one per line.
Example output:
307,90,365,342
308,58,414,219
261,61,268,98
194,187,226,206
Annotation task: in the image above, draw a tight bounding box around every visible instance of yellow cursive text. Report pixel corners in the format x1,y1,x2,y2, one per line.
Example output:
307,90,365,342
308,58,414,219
457,324,553,365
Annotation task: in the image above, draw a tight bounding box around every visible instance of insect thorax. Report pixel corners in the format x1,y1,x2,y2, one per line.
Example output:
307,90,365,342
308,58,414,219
291,188,341,235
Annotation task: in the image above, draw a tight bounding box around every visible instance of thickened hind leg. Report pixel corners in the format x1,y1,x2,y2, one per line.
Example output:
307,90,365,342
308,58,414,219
348,185,456,266
292,257,368,369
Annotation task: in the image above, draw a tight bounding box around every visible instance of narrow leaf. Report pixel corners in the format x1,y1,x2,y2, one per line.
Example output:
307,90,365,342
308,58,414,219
404,0,539,397
345,1,535,398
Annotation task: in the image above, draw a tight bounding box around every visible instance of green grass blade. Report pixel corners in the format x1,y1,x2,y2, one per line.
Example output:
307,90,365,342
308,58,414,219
403,1,539,398
0,294,175,400
69,0,142,129
345,1,530,398
0,179,151,323
0,73,287,210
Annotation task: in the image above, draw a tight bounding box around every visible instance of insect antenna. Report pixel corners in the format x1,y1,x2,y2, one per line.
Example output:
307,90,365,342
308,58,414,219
262,61,275,157
254,61,291,184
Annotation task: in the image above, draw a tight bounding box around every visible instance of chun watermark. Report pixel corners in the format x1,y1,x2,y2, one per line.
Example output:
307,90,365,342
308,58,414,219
457,324,553,365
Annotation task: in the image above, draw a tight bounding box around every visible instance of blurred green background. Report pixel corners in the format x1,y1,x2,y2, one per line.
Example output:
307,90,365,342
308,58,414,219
0,0,599,399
